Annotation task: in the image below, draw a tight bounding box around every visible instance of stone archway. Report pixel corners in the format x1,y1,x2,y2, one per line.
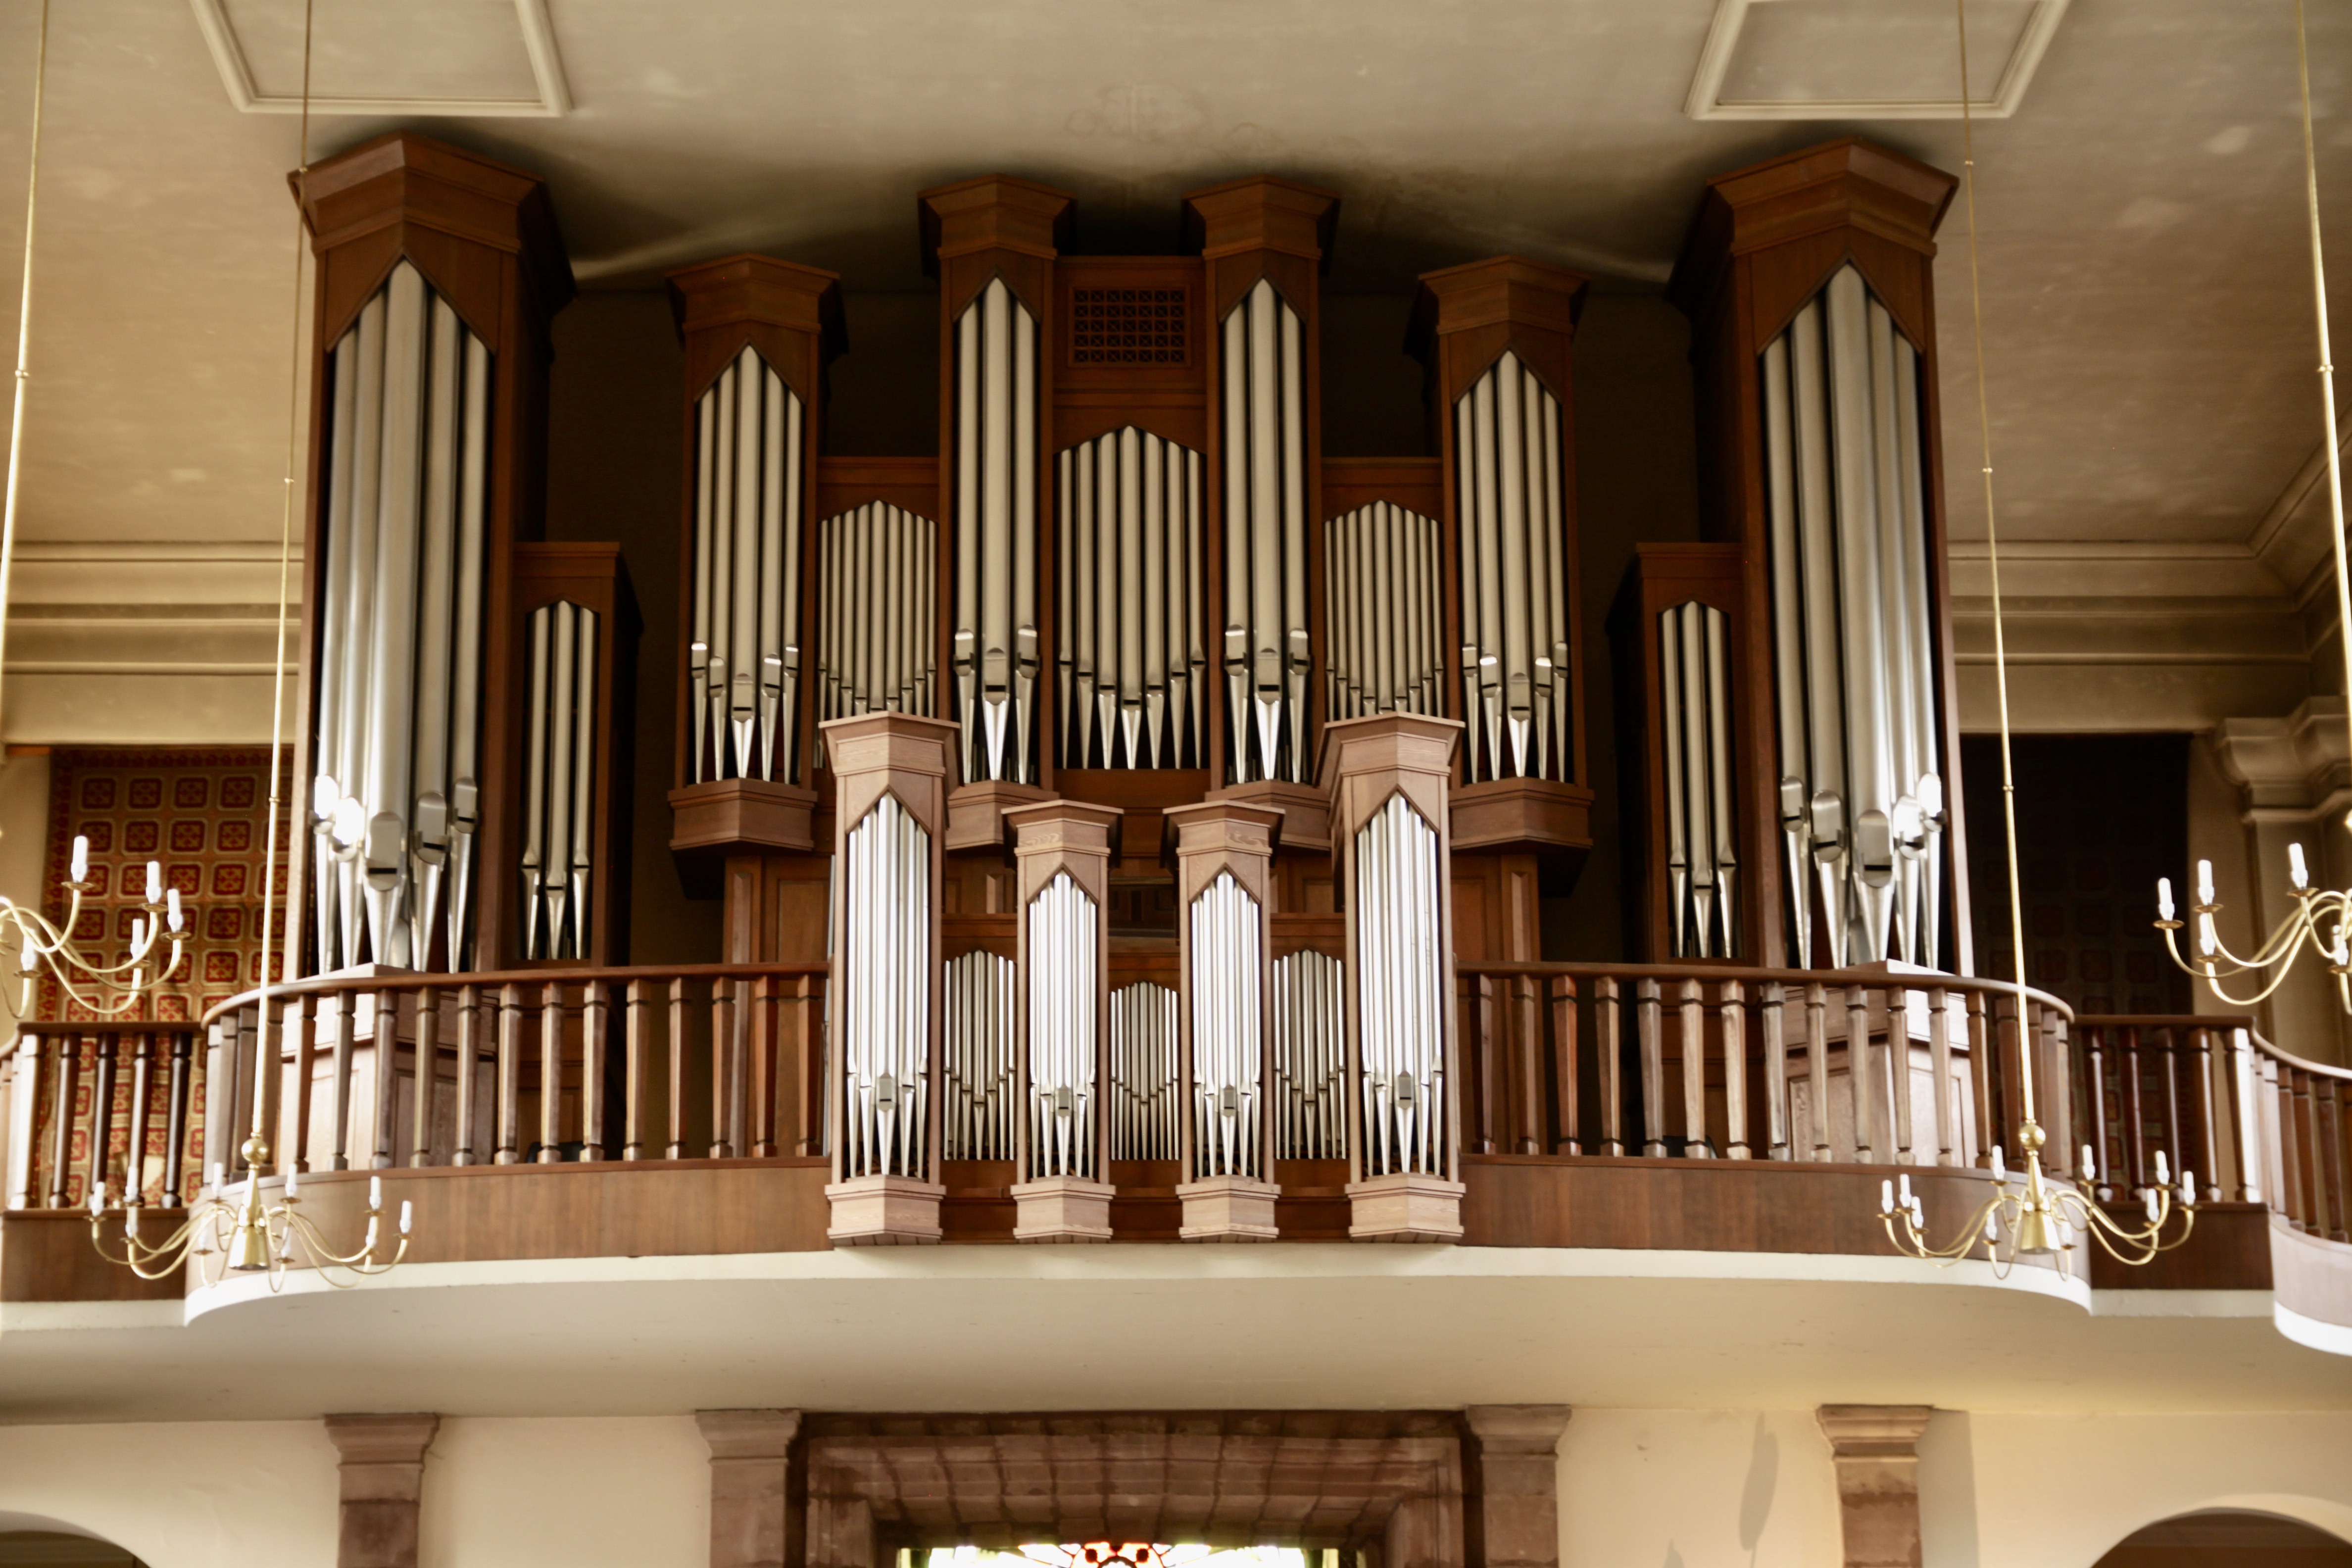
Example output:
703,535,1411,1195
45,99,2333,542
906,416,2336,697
697,1409,1570,1568
2093,1510,2352,1567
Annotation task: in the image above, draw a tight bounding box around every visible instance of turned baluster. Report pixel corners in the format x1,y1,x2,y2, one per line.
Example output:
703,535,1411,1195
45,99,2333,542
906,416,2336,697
582,980,611,1162
369,988,399,1171
2122,1025,2149,1195
2192,1026,2223,1203
411,987,440,1168
1638,978,1665,1158
668,977,690,1160
1551,975,1580,1156
495,982,524,1166
541,981,567,1164
1761,981,1790,1161
87,1032,119,1203
709,977,737,1159
453,984,482,1167
1966,990,1995,1169
1720,980,1749,1160
1848,985,1875,1164
46,1032,78,1208
624,979,650,1161
748,975,777,1160
1595,977,1623,1157
1678,978,1708,1157
328,990,356,1171
123,1031,157,1203
1889,984,1914,1165
1926,988,1955,1167
161,1027,193,1206
1806,982,1832,1162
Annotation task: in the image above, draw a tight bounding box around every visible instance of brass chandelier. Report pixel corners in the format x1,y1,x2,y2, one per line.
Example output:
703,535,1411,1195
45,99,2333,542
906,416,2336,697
2155,0,2351,1015
1876,0,2207,1270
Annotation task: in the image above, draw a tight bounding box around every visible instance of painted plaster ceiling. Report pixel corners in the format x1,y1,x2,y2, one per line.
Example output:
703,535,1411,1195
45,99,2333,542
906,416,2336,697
0,0,2342,558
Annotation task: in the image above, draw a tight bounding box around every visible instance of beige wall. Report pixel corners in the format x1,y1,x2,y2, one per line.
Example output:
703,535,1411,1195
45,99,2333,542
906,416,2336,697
0,1420,338,1567
417,1417,707,1568
1557,1409,1842,1567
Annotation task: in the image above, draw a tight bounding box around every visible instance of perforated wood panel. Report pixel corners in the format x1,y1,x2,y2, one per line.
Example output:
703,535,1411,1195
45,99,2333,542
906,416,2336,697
1069,288,1188,366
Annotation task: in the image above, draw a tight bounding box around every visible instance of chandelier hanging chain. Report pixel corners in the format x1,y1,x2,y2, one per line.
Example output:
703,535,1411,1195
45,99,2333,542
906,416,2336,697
2154,0,2352,1014
0,0,195,1017
92,0,412,1287
1878,0,2195,1268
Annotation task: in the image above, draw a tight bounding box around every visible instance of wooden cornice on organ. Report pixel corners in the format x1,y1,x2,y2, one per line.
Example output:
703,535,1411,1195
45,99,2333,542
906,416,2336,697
1665,135,1971,973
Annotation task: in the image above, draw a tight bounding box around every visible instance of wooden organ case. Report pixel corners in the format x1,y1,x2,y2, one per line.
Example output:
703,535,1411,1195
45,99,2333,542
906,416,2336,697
673,175,1597,1241
1658,136,1972,973
294,132,637,976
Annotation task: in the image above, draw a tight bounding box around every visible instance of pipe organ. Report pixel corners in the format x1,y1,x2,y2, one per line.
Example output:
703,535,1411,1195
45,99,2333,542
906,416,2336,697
838,793,932,1180
1659,600,1737,960
1025,871,1101,1180
951,279,1043,785
821,503,937,720
296,133,578,973
1666,137,1969,971
1055,428,1206,768
1108,981,1181,1161
1186,871,1264,1181
1324,502,1443,723
943,950,1015,1161
519,600,598,961
1272,949,1346,1160
1220,280,1313,785
1762,269,1942,970
687,345,805,786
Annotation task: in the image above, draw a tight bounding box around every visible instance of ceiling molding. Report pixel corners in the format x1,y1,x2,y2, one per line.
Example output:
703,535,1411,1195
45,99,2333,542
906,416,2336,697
188,0,572,118
1684,0,2070,122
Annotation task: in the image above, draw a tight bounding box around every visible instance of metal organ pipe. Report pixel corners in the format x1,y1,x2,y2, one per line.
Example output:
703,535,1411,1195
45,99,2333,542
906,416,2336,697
1762,265,1944,970
1454,352,1571,784
1658,601,1739,958
1187,871,1263,1179
310,262,491,975
686,347,806,785
1272,949,1345,1160
840,796,931,1179
818,503,937,720
1323,503,1443,723
1108,981,1179,1160
943,950,1015,1160
519,601,601,961
1220,280,1312,784
952,280,1040,784
1355,795,1445,1176
1026,872,1099,1180
1054,428,1205,767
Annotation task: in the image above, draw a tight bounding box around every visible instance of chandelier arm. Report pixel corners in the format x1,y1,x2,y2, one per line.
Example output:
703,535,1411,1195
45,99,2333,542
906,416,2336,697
0,0,49,746
2288,0,2352,772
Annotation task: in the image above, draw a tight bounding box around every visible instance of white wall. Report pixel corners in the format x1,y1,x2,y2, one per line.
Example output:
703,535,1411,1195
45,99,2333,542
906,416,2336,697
0,1420,338,1567
1557,1410,1843,1568
417,1417,707,1568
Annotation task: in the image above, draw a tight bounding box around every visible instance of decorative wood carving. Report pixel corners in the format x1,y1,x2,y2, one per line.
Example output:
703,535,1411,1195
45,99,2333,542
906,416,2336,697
1815,1404,1935,1568
323,1412,439,1568
1668,137,1969,972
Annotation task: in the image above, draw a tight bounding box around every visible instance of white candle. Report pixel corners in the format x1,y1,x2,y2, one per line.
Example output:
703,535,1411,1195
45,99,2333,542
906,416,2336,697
2199,914,2218,957
2290,842,2309,889
145,861,162,903
1991,1147,2007,1184
365,1216,380,1251
87,1181,104,1217
399,1200,413,1236
2144,1187,2160,1223
1984,1209,2000,1243
369,1176,382,1211
284,1167,298,1200
2181,1169,2196,1205
129,917,146,953
166,887,183,932
2197,859,2216,905
1881,1179,1895,1214
69,835,88,883
2081,1144,2097,1182
2155,1150,2170,1186
1898,1173,1913,1206
2156,878,2174,921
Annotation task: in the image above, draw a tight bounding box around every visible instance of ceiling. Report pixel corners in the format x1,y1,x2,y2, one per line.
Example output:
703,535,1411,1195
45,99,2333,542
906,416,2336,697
0,0,2343,563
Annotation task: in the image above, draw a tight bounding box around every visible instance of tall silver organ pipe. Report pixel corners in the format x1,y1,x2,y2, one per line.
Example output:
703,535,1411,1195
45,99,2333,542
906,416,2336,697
1055,427,1206,768
943,949,1015,1160
1272,949,1346,1160
1025,872,1100,1178
839,795,932,1179
1323,502,1443,722
1355,795,1447,1177
1454,351,1572,785
1108,981,1179,1160
819,503,937,720
311,260,491,974
687,345,805,785
1187,871,1263,1179
1762,265,1942,970
519,601,600,962
951,279,1040,784
1220,279,1311,784
1658,601,1737,960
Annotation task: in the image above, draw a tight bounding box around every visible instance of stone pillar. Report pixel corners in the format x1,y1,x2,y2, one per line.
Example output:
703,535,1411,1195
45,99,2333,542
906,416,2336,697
323,1413,438,1568
698,1409,801,1568
1166,798,1284,1240
822,712,957,1244
1465,1405,1571,1568
1815,1405,1934,1568
1321,712,1468,1240
1006,799,1119,1241
2214,697,2352,1064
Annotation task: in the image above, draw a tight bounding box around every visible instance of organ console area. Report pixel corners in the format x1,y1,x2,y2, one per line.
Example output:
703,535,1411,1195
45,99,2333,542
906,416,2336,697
285,131,1968,1245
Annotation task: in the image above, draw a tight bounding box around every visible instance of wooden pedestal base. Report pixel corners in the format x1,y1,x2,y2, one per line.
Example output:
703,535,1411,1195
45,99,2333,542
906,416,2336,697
1347,1173,1467,1242
1010,1176,1116,1242
670,778,819,854
945,781,1056,851
1206,779,1328,853
1450,777,1593,855
824,1175,945,1245
1176,1176,1281,1241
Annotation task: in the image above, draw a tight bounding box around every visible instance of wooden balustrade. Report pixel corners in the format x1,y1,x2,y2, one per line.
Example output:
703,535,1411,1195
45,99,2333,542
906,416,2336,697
1456,962,2077,1171
4,1020,203,1212
0,964,827,1198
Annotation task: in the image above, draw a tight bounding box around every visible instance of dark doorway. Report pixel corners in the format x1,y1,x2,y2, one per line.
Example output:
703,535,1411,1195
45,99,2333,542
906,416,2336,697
1961,733,2192,1014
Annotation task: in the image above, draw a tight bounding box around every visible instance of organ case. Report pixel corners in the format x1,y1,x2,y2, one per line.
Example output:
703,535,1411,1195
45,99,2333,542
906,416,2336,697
1668,136,1971,974
294,132,576,975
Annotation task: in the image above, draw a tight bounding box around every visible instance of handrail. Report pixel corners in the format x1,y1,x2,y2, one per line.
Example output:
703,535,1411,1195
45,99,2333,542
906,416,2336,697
200,961,832,1029
1456,958,2074,1021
